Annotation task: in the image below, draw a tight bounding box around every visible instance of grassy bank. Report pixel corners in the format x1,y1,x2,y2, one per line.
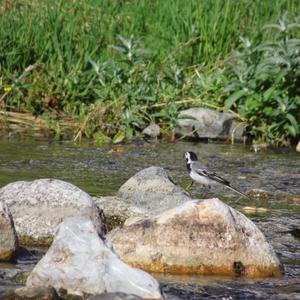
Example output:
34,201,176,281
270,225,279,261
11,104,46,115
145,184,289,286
0,0,299,145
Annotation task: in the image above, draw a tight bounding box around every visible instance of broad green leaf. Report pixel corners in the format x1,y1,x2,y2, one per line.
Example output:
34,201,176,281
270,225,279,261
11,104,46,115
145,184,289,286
286,113,299,131
113,131,126,144
285,125,297,137
263,87,275,99
224,90,247,109
177,114,197,121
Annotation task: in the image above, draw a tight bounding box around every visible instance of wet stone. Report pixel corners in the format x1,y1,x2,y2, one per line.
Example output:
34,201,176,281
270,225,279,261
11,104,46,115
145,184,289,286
109,199,282,277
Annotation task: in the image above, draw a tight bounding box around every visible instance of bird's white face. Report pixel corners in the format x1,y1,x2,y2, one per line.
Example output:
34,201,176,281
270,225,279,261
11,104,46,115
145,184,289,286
184,152,192,163
184,151,198,163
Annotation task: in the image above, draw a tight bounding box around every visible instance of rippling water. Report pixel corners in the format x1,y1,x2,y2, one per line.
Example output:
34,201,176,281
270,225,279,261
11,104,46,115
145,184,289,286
0,138,299,299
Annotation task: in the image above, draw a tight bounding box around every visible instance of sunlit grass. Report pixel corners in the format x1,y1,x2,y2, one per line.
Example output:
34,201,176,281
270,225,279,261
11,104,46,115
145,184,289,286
0,0,299,144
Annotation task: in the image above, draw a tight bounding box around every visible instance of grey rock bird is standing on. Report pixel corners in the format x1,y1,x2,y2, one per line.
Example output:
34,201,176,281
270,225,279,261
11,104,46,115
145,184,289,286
184,151,249,198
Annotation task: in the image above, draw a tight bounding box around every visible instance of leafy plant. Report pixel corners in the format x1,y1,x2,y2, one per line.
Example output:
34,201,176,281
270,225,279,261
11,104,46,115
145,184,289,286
223,15,300,145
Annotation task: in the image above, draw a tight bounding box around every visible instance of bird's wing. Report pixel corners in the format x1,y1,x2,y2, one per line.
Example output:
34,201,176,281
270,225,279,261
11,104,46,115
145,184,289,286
195,167,230,186
192,162,249,199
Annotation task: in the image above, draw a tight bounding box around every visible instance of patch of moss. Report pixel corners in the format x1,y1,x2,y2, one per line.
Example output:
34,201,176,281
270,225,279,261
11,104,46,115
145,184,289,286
19,235,53,248
105,215,127,232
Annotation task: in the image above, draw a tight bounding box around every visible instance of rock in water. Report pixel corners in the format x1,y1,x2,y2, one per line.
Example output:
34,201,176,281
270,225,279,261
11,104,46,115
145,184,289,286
108,199,283,278
0,179,103,246
0,201,18,261
0,286,59,300
26,217,162,299
142,124,161,139
117,166,190,215
176,107,246,141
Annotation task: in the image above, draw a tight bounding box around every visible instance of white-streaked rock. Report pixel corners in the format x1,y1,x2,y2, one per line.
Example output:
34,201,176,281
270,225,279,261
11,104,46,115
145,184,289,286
108,198,282,278
26,217,162,299
117,166,190,215
0,179,103,246
0,201,18,261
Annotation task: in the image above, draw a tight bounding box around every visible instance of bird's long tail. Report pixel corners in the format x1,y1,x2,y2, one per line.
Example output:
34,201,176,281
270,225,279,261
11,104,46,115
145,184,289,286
225,184,250,199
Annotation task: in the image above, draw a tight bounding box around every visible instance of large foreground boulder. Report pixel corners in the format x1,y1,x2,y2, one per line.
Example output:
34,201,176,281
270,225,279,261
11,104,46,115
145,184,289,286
0,179,103,246
176,107,246,141
26,217,162,299
117,166,190,216
108,199,282,278
0,201,18,261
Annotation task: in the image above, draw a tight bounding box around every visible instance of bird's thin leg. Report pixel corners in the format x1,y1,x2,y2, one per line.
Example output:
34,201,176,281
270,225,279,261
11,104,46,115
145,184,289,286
199,185,212,198
185,180,194,191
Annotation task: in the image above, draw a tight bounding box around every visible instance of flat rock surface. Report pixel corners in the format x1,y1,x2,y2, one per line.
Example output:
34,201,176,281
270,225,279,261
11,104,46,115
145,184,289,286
26,217,162,299
0,179,103,246
117,166,190,216
108,198,282,277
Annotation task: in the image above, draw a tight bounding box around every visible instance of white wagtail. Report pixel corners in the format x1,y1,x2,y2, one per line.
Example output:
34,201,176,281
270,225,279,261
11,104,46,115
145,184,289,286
184,151,249,198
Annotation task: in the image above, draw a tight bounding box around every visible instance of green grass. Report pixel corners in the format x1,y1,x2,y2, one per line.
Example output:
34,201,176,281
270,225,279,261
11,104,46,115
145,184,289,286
0,0,299,145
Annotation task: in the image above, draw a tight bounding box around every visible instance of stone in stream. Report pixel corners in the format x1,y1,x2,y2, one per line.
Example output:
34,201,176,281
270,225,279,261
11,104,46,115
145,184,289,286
175,107,246,141
0,201,18,261
26,217,162,299
0,286,60,300
0,179,104,246
93,196,148,231
142,124,161,139
108,198,283,278
117,166,190,216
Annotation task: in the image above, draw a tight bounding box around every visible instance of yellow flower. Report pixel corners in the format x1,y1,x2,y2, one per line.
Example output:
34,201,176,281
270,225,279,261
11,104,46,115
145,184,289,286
4,87,12,93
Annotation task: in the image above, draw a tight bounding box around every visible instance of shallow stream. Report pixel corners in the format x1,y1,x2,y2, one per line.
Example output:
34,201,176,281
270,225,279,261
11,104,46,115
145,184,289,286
0,138,299,299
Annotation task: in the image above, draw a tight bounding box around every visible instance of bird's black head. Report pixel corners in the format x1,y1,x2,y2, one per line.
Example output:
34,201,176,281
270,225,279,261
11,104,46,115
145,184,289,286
184,151,198,163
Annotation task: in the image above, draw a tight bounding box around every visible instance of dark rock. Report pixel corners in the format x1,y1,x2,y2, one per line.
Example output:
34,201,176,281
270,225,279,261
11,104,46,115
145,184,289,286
0,286,60,300
87,292,143,300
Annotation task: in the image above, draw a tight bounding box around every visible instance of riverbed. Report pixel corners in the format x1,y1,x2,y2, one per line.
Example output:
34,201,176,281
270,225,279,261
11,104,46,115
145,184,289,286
0,138,299,299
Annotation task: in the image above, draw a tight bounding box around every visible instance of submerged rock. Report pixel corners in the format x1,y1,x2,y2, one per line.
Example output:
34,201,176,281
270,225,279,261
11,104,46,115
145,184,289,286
0,179,103,246
247,189,300,203
0,286,59,300
87,293,143,300
108,198,282,278
0,201,18,261
26,217,162,299
117,166,190,215
176,107,246,141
